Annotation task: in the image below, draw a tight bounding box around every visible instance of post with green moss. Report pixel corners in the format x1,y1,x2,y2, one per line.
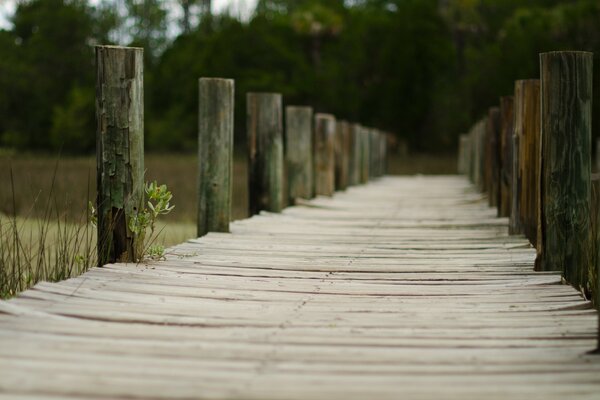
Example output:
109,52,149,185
247,93,284,215
285,106,314,202
95,45,144,267
538,51,593,289
314,113,336,196
369,129,379,179
197,78,234,237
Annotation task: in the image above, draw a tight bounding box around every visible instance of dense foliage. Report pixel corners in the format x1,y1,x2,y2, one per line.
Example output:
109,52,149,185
0,0,599,153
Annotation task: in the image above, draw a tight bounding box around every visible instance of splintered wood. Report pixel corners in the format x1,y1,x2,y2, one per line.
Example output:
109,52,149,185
0,176,598,400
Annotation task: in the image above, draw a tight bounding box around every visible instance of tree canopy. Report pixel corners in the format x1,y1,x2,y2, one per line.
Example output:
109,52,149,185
0,0,599,153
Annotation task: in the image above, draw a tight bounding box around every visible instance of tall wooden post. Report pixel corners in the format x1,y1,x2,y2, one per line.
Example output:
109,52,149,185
380,132,387,176
514,79,540,245
247,92,284,215
348,123,361,186
197,78,234,237
95,45,144,267
314,113,336,196
457,134,469,175
285,106,314,202
334,120,350,190
369,129,379,179
499,96,514,218
486,107,501,208
538,51,593,289
360,126,370,184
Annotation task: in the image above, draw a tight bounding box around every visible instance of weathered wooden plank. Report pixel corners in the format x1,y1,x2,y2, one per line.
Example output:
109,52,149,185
0,176,598,400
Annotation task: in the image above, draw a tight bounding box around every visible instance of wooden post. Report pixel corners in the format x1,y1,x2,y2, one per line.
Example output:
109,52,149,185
538,51,593,289
285,106,314,202
368,129,378,179
591,175,600,309
457,134,469,175
348,123,361,186
380,132,387,176
514,79,540,245
314,113,336,196
360,126,370,184
334,120,350,190
197,78,234,237
596,138,600,172
499,96,514,218
509,130,522,235
95,45,144,267
486,107,501,208
247,92,284,215
473,119,486,192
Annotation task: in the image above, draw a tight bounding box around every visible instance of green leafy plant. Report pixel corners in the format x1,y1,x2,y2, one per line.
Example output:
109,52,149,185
129,181,174,261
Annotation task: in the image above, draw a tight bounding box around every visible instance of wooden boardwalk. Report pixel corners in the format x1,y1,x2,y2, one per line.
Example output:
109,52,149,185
1,176,599,399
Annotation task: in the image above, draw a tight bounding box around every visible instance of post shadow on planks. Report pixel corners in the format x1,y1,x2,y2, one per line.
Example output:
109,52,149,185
95,44,390,267
457,50,600,353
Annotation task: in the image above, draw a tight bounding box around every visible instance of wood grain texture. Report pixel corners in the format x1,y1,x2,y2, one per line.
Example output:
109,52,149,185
1,176,598,399
314,113,336,196
95,45,144,266
499,96,514,218
514,80,540,247
197,78,234,237
285,106,314,202
247,93,284,214
538,52,593,290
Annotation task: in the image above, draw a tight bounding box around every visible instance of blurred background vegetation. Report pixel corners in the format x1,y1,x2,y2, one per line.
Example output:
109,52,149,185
1,0,599,155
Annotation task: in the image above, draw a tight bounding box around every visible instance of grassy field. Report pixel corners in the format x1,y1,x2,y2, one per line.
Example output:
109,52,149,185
0,151,456,297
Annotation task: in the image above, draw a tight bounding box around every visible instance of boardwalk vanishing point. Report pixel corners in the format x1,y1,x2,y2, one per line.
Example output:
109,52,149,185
1,176,599,399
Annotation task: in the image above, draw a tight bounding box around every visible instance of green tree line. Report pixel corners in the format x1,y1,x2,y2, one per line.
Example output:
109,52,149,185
0,0,599,153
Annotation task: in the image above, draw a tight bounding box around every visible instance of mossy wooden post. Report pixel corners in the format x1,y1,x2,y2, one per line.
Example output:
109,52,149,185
95,45,144,267
514,79,540,245
473,119,486,192
359,126,370,184
538,51,593,289
499,96,514,218
247,92,284,215
334,120,350,190
314,113,336,196
197,78,234,237
486,107,501,208
285,106,313,202
348,123,361,186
